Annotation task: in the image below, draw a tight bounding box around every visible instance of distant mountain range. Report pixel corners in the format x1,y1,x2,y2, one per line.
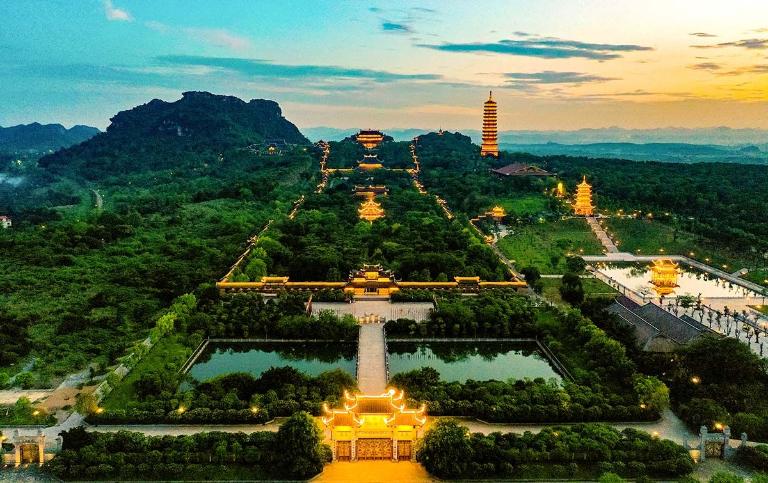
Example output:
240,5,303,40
0,123,100,152
499,142,767,164
302,126,768,145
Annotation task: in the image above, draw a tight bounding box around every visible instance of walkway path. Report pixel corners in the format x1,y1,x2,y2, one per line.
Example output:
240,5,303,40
312,300,433,322
314,461,434,482
356,323,388,394
586,216,619,253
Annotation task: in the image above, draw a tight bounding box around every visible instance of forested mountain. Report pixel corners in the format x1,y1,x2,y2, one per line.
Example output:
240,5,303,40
39,91,309,179
0,93,315,384
0,122,99,152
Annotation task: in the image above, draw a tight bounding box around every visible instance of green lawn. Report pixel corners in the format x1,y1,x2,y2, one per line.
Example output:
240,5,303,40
102,335,191,409
497,218,604,274
497,194,550,217
540,277,617,306
606,217,757,272
743,269,768,290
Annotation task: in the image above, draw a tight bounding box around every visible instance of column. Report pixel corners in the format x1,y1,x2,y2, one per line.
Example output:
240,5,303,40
699,426,707,461
13,430,20,467
351,438,356,462
392,439,398,462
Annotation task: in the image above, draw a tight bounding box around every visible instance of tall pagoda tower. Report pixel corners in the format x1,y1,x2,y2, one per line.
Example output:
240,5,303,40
481,91,498,157
573,176,595,216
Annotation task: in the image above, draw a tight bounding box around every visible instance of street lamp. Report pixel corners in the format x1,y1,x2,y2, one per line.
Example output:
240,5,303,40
690,376,701,384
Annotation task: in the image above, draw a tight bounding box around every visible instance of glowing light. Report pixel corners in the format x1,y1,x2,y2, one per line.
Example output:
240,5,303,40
691,376,701,384
714,422,724,430
177,406,186,414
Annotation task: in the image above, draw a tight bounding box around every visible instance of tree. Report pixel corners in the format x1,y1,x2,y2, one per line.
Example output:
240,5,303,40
566,255,587,273
599,473,626,483
709,472,745,483
560,272,585,305
416,419,473,478
633,375,670,412
75,392,99,415
273,411,328,478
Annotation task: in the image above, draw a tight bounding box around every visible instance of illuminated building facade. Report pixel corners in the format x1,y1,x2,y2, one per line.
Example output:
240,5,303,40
322,389,426,461
650,258,680,296
555,181,566,198
217,264,527,295
356,130,385,150
358,195,385,222
481,91,498,157
573,176,595,216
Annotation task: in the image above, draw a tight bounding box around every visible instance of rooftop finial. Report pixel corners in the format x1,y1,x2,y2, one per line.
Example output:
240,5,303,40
489,90,493,100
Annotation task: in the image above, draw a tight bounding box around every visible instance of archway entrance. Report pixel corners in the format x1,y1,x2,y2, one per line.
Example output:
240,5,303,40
356,439,392,460
20,443,40,464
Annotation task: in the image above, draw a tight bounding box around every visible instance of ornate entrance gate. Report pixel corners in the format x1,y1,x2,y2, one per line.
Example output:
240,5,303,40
335,441,351,461
20,444,40,464
356,439,392,460
397,440,412,460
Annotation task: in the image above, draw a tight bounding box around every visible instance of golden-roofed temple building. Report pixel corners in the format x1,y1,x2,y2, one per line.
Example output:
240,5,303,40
354,185,389,197
356,129,385,150
481,91,498,157
488,205,506,222
358,195,385,222
358,153,383,170
650,258,680,296
217,264,526,295
573,176,595,216
322,389,426,461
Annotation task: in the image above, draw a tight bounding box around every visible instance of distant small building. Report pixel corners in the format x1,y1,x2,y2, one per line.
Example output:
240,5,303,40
356,130,385,150
0,216,11,229
491,163,554,177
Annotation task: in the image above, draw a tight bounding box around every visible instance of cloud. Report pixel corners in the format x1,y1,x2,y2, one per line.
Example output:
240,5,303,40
145,21,252,51
156,55,441,82
504,71,619,84
692,38,768,50
103,0,132,21
718,64,768,76
690,32,717,38
185,28,252,50
419,36,653,60
688,62,722,70
382,21,412,34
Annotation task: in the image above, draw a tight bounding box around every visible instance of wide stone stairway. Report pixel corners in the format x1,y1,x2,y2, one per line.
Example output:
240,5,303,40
356,323,388,393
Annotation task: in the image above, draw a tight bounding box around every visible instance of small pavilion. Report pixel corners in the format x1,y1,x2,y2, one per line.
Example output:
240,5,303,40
650,258,680,296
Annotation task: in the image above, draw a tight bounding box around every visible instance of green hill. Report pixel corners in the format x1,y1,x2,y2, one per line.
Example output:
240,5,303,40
39,91,309,179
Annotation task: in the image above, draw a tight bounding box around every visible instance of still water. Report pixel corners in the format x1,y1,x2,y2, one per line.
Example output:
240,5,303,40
387,341,562,383
185,342,357,383
597,262,759,299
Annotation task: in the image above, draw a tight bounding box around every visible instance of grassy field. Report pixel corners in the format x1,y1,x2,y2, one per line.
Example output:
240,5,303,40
743,269,768,289
497,194,550,217
540,277,617,306
102,335,190,409
497,218,604,274
606,218,759,275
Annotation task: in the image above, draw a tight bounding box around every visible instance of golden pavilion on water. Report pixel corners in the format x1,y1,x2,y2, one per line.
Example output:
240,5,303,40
322,389,426,461
650,258,680,296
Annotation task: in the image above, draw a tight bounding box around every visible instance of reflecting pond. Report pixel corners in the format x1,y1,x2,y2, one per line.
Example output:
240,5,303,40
387,341,562,383
185,342,357,384
596,262,760,299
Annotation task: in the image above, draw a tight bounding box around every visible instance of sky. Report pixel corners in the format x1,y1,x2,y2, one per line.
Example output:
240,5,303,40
2,0,768,131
